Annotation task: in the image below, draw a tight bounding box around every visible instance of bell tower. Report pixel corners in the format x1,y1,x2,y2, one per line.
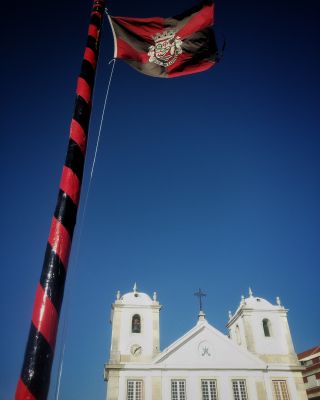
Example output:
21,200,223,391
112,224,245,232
108,284,161,364
227,288,298,365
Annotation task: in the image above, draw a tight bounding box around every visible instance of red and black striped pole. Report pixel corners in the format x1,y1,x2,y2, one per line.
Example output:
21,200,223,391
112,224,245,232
15,1,105,399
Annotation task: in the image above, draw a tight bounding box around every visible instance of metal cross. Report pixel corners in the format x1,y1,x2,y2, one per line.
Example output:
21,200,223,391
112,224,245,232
194,288,206,312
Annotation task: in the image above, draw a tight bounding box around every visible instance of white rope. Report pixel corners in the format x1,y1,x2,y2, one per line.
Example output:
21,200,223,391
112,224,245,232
54,343,65,400
54,57,116,400
90,58,116,179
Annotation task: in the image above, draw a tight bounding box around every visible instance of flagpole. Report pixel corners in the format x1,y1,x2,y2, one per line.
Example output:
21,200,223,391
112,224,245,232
15,1,105,399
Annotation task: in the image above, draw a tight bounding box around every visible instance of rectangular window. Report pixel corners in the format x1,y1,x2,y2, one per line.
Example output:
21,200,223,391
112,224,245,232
171,379,186,400
273,380,290,400
127,380,143,400
232,379,248,400
202,379,218,400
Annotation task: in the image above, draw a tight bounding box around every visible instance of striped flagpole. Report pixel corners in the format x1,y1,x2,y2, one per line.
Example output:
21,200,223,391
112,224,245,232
15,1,105,399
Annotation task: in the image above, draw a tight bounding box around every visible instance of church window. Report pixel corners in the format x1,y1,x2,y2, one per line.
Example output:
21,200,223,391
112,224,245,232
132,314,141,333
232,379,248,400
272,380,290,400
262,318,272,337
201,379,218,400
171,379,186,400
127,380,143,400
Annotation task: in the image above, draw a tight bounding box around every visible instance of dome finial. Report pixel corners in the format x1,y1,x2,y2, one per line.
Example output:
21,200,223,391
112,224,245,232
133,282,138,294
249,287,253,297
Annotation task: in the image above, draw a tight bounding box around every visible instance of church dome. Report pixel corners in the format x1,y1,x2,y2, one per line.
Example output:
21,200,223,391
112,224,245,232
231,288,282,317
119,284,154,306
243,295,276,310
121,292,153,305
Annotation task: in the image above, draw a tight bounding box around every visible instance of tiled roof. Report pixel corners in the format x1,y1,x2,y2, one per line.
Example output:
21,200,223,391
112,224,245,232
298,345,320,360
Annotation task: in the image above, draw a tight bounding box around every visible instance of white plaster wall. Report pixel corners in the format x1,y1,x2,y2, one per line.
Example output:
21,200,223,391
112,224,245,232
116,366,305,399
117,375,125,400
248,312,289,355
230,310,292,356
119,306,154,356
229,316,247,348
157,326,265,370
145,376,152,399
122,369,269,399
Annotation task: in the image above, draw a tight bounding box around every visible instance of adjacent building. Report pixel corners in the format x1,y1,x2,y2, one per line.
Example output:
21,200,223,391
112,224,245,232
298,346,320,399
104,285,307,400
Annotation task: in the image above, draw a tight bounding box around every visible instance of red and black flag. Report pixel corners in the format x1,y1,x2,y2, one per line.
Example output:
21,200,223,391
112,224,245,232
108,0,219,78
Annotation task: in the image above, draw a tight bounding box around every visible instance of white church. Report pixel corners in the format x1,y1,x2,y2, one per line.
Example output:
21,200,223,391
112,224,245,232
104,285,307,400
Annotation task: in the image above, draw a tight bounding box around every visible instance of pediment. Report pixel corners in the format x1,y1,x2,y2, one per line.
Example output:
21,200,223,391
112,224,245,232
153,320,265,370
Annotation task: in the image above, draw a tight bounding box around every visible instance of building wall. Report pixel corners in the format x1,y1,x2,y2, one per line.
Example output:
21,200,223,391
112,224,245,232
229,310,295,357
112,368,307,400
298,346,320,399
119,306,154,357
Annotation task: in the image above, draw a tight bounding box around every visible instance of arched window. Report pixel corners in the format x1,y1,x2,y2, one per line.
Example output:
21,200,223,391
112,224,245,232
132,314,141,333
263,318,271,337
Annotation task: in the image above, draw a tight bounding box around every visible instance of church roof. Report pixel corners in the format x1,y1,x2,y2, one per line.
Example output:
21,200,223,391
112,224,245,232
297,345,320,360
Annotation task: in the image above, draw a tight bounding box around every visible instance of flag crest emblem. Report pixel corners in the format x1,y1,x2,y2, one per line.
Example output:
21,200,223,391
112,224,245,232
109,0,219,78
148,30,183,67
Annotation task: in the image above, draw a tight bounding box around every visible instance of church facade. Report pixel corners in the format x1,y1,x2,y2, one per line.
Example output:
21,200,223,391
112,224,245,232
104,285,307,400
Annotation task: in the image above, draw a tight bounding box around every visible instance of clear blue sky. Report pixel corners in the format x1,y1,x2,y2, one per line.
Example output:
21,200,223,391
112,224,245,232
1,0,319,399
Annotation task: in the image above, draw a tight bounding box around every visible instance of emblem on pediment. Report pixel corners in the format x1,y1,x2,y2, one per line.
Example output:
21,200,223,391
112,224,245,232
198,340,212,357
